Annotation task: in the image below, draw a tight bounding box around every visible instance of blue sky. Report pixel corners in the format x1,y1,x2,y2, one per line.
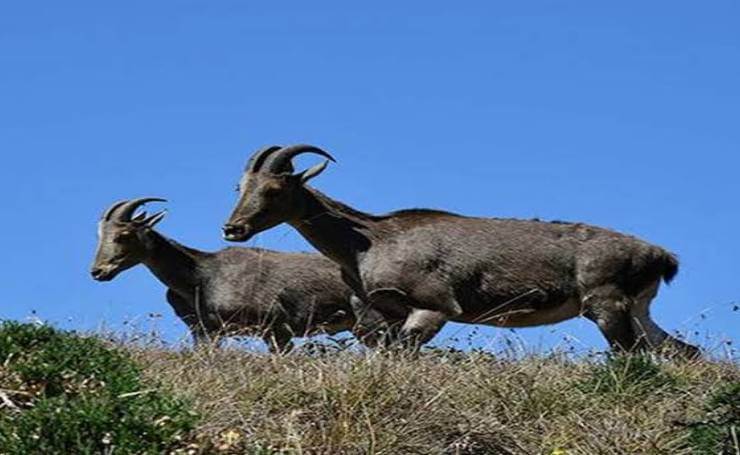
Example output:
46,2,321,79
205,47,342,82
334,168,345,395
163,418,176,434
1,2,738,354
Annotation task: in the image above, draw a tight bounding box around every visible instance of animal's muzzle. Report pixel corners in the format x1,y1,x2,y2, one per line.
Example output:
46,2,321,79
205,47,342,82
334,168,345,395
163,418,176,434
222,222,254,242
90,267,114,281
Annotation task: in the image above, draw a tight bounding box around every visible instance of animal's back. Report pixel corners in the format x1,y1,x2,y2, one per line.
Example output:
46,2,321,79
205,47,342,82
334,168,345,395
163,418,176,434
364,213,674,310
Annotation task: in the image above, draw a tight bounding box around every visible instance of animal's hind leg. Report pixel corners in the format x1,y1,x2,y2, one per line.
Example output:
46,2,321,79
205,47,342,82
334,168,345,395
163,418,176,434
582,285,638,352
349,295,403,348
630,281,700,358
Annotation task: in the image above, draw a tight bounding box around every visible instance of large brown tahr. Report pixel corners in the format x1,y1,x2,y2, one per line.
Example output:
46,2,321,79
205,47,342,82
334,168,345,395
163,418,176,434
223,144,699,357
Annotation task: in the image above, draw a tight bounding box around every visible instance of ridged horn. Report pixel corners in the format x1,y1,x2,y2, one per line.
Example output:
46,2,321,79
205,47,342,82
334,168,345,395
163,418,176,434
263,144,336,174
247,145,283,172
102,200,128,221
111,198,167,221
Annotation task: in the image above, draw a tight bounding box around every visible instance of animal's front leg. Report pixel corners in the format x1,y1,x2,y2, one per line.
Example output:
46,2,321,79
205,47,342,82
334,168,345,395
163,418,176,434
399,308,448,350
349,294,401,348
397,285,462,351
190,325,223,349
263,325,295,354
190,326,208,347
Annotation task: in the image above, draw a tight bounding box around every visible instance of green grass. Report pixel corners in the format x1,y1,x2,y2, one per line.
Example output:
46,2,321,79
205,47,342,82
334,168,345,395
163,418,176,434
0,321,196,454
686,381,740,454
577,354,678,398
1,321,738,454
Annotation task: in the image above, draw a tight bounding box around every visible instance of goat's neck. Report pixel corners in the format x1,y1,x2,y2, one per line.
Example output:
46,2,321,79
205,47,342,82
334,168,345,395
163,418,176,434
290,187,376,273
141,230,201,300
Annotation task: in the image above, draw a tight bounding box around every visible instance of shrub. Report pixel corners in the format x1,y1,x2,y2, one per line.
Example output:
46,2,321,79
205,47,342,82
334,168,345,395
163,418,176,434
686,381,740,454
0,321,197,454
578,354,676,398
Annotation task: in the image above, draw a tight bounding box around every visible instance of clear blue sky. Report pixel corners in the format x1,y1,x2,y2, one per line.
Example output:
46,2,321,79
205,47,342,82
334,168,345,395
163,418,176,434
1,2,738,354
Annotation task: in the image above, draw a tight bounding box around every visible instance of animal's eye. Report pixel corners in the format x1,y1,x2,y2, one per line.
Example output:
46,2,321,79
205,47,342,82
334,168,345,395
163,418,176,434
264,187,281,198
115,231,134,242
234,183,240,193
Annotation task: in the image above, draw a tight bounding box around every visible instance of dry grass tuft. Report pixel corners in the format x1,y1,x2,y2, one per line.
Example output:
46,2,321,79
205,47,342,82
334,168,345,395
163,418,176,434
127,342,739,454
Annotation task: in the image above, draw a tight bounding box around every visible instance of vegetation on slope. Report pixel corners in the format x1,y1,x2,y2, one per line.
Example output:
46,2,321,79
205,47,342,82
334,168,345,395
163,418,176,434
0,321,195,454
0,321,738,454
134,343,738,454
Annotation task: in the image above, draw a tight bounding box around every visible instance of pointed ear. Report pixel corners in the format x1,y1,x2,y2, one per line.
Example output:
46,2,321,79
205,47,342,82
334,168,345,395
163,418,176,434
144,210,167,228
296,160,329,184
132,211,147,222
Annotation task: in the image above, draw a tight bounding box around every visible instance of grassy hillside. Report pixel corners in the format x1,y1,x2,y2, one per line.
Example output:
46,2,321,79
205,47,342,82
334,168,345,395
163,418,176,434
0,322,737,454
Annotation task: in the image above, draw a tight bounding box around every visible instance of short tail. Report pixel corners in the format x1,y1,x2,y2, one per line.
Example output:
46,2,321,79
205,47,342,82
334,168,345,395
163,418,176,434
659,251,679,284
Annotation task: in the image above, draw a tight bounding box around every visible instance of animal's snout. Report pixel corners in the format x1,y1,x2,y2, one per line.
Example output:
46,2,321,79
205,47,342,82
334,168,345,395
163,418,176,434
223,222,252,242
90,266,113,281
222,223,245,238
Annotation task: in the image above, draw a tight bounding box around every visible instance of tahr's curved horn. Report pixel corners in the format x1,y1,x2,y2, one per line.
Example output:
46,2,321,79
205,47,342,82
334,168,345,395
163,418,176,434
102,200,127,221
263,144,336,174
112,198,167,221
247,145,283,172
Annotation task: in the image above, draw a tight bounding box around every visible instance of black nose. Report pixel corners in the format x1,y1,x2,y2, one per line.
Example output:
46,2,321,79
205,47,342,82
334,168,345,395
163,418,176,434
91,268,104,279
223,224,245,238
